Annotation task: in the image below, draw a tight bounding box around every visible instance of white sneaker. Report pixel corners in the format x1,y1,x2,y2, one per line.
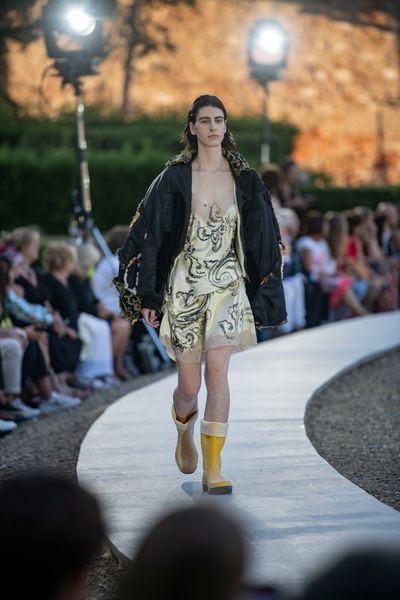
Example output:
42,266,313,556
0,419,17,434
9,399,40,419
39,392,81,414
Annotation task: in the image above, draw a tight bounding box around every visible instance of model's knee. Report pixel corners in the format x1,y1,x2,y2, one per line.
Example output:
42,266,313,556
204,366,228,390
176,382,200,402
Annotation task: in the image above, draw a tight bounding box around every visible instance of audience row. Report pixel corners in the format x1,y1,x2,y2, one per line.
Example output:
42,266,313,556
0,226,133,434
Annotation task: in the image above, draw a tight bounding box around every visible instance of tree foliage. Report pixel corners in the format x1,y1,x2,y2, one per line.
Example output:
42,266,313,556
277,0,400,32
118,0,196,117
0,1,39,111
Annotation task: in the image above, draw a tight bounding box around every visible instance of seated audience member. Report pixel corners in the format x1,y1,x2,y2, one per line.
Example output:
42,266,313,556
8,227,83,384
296,212,368,327
375,201,400,258
298,548,400,600
70,242,132,380
0,356,17,435
120,506,247,600
346,209,386,310
357,206,398,312
275,207,306,333
92,225,129,314
326,212,369,317
0,254,80,413
260,164,286,209
280,157,314,228
0,473,105,600
42,241,115,383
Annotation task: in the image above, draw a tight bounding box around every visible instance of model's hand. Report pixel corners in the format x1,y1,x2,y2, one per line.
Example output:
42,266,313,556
141,308,160,328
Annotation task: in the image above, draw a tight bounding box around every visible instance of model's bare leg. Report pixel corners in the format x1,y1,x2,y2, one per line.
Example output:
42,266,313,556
173,360,202,422
171,359,202,474
201,346,233,495
204,346,232,422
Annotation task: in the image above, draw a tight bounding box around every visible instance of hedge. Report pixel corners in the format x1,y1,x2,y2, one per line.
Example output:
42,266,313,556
1,146,399,235
0,115,298,168
303,185,400,213
0,147,166,234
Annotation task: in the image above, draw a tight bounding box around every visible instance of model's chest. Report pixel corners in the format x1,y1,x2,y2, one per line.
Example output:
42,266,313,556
191,171,235,207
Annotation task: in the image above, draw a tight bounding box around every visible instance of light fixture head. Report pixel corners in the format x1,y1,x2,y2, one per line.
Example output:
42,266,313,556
66,7,96,37
248,19,290,85
42,1,105,62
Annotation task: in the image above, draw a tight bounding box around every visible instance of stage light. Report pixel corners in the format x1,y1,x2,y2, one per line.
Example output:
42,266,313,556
247,19,290,166
253,23,287,64
42,1,105,63
66,7,96,37
248,19,289,85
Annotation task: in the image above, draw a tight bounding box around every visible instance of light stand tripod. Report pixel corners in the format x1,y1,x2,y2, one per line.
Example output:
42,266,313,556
55,62,170,364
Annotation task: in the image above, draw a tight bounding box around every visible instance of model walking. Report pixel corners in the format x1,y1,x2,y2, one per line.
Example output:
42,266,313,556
116,95,287,494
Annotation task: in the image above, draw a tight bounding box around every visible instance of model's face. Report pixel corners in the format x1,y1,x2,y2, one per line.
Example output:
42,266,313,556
189,106,227,148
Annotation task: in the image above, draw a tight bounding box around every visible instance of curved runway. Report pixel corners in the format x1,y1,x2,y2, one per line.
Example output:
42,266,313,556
77,312,400,591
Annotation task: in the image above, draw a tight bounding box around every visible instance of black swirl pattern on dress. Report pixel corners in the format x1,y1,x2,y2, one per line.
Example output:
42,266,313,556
196,203,230,253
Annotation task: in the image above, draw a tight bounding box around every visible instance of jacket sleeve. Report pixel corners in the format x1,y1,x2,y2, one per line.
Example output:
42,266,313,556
136,232,164,311
117,169,171,313
117,169,168,276
255,172,284,249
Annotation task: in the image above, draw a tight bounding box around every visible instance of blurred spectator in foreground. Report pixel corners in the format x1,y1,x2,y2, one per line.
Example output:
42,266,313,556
298,548,400,600
120,505,279,600
71,242,133,380
0,472,105,600
92,226,129,314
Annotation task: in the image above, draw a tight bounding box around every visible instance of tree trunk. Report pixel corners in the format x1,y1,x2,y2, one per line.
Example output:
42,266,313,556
0,51,18,113
121,0,141,118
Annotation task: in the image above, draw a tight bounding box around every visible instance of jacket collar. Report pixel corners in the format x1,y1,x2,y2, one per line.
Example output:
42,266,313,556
165,147,252,177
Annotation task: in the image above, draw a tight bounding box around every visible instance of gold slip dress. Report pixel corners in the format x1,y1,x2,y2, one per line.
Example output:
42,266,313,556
159,183,257,363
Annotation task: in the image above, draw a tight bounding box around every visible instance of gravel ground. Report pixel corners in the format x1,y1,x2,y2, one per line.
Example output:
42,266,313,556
1,348,399,599
305,347,400,512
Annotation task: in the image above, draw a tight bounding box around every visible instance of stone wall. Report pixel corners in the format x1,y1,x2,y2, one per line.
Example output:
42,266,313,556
8,0,400,185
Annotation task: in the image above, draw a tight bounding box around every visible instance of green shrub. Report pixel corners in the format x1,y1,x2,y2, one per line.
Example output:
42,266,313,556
303,185,400,213
0,146,166,233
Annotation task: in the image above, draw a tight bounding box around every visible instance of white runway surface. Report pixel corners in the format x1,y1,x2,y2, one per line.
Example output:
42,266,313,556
77,312,400,591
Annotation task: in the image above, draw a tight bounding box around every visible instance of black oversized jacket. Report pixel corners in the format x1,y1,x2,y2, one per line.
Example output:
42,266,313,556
117,149,287,328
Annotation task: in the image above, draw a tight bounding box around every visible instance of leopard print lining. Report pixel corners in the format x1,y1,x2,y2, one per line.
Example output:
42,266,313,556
166,148,252,176
112,277,142,325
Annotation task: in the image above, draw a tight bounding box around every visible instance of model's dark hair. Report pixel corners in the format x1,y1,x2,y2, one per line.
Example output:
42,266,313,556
181,94,237,154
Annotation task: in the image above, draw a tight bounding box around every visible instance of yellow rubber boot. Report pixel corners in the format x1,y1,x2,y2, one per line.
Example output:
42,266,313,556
171,405,198,474
200,420,232,495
